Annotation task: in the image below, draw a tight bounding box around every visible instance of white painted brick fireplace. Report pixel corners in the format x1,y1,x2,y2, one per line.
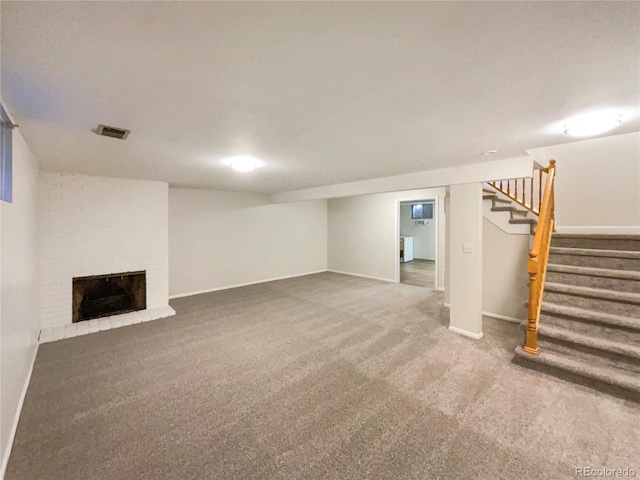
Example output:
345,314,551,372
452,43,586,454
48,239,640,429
38,173,174,339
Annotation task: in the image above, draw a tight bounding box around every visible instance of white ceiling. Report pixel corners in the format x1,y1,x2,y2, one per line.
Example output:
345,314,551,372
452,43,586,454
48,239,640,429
2,2,639,193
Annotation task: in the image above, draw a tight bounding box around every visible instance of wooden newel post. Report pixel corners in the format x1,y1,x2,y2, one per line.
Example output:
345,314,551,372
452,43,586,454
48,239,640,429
549,159,556,232
524,253,540,355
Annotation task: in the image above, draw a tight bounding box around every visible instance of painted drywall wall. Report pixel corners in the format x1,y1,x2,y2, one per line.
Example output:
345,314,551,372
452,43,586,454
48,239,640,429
1,127,40,473
400,203,436,260
483,218,530,320
444,190,451,304
528,132,640,232
327,188,446,289
448,183,483,337
168,188,327,297
38,173,170,328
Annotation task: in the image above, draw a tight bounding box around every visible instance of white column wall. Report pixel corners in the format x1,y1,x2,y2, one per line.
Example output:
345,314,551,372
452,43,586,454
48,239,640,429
448,183,483,338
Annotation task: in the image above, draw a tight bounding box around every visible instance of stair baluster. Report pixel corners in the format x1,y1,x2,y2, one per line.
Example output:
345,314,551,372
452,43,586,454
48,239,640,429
488,163,553,217
530,177,534,213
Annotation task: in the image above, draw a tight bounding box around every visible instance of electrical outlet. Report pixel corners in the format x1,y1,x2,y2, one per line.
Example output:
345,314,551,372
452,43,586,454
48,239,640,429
462,243,474,254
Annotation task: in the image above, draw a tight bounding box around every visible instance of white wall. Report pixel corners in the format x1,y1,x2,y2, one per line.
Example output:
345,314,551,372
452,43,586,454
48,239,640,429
482,218,530,320
1,128,40,473
448,183,483,338
528,132,640,232
444,190,451,304
400,203,436,260
38,173,170,329
168,188,327,297
327,188,446,289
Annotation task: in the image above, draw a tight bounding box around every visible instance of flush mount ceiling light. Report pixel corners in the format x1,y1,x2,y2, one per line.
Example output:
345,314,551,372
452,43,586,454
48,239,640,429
221,155,265,172
564,112,622,137
482,150,498,156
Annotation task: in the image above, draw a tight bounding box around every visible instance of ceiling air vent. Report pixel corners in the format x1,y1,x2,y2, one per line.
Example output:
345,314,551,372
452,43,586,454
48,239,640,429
96,124,130,140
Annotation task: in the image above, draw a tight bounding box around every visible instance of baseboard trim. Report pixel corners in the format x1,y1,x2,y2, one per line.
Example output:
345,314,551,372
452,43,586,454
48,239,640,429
448,325,484,340
327,270,395,283
443,304,522,327
1,343,39,480
169,270,329,299
482,311,524,324
555,226,640,235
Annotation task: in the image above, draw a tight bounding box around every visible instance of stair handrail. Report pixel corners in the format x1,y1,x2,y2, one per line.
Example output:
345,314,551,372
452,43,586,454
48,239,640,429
523,159,556,355
488,165,549,216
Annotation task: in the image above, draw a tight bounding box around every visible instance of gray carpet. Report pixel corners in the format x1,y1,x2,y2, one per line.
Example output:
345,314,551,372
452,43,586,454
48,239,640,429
6,273,640,480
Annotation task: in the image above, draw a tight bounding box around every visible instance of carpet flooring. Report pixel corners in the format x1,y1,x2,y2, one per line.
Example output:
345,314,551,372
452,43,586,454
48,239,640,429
6,273,640,480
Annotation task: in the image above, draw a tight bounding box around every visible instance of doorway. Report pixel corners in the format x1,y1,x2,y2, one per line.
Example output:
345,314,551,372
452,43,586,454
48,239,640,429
398,199,437,288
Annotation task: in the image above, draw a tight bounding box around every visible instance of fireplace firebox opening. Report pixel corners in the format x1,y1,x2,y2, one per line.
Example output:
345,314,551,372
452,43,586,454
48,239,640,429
72,271,146,322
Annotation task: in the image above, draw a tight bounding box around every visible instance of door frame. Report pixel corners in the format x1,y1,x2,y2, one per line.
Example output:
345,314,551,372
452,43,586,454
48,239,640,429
395,196,439,288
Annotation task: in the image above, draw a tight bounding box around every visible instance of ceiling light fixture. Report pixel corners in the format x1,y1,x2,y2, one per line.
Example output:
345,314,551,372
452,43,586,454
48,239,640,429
482,150,498,156
563,112,622,137
221,155,265,172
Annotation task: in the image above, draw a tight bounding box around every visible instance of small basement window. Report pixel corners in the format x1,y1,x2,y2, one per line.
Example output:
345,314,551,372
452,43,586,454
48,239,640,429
1,103,13,203
411,203,433,219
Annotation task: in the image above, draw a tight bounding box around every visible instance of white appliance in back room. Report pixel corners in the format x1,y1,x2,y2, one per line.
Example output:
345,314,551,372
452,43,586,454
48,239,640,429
400,236,414,262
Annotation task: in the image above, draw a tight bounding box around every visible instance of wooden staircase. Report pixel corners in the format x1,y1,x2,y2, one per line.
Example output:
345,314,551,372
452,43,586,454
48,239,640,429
482,162,640,399
493,159,640,398
515,234,640,398
484,161,556,235
482,189,537,234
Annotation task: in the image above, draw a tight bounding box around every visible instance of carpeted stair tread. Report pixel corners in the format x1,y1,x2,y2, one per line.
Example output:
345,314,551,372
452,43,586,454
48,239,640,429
537,323,640,361
551,234,640,252
545,282,640,304
548,252,640,271
547,263,640,281
514,345,640,393
509,218,536,224
546,270,640,293
483,194,511,202
510,209,529,217
491,205,529,215
544,285,640,317
553,233,640,241
546,264,640,293
541,302,640,330
537,338,640,375
549,247,640,259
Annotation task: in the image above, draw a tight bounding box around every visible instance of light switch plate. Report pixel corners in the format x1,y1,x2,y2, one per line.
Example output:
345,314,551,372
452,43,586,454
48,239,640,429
462,243,474,254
